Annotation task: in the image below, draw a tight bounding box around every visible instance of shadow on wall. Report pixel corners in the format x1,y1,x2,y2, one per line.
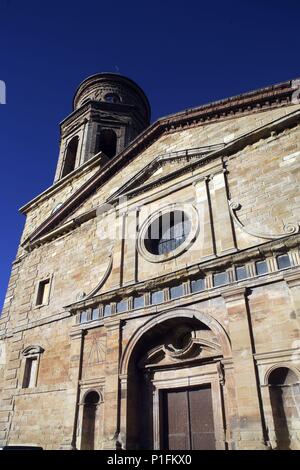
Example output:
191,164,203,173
269,367,300,450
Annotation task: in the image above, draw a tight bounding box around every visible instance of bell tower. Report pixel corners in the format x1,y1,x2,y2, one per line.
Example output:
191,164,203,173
54,73,151,182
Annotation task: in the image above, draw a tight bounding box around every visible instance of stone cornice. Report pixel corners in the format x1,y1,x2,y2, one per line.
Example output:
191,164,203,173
60,100,147,135
19,152,104,214
22,107,300,249
70,329,86,340
21,78,300,219
1,310,71,339
65,234,300,313
254,347,300,362
106,143,224,203
222,287,246,303
13,384,69,396
1,260,299,337
283,267,300,287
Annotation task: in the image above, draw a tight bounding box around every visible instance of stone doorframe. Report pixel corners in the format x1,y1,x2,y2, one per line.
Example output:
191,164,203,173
119,307,232,449
151,362,226,450
255,350,300,449
76,379,105,450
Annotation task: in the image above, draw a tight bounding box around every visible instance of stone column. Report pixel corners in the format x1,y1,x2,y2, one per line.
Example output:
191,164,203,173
122,208,139,285
210,171,237,255
284,268,300,327
60,329,85,450
82,120,97,162
110,213,126,289
0,332,21,446
78,118,88,165
221,358,237,450
153,385,160,450
102,319,121,450
222,287,267,449
284,269,300,377
193,177,216,259
119,373,128,448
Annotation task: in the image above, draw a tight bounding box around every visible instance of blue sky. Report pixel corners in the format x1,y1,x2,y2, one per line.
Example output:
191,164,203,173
0,0,299,309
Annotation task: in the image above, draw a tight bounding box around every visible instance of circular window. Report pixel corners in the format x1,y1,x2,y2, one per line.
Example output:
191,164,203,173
144,210,191,255
52,202,63,214
104,93,121,104
138,205,199,263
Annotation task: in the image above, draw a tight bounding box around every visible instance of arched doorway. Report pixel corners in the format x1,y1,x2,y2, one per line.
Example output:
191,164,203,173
122,310,230,450
268,367,300,449
81,390,101,450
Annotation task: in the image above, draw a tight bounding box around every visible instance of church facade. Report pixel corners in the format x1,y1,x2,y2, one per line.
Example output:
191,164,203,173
1,74,300,450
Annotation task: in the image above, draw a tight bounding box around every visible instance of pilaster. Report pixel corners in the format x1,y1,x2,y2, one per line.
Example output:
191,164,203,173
210,170,237,255
60,329,85,450
222,287,267,449
193,177,216,259
102,319,121,450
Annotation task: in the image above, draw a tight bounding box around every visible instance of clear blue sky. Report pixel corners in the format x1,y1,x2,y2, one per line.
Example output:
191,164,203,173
0,0,299,310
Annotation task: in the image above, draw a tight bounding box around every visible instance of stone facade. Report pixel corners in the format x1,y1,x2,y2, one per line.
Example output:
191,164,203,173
1,74,300,450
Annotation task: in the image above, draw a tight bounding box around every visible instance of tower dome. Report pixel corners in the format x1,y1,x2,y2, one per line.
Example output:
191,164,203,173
73,73,151,127
54,73,151,182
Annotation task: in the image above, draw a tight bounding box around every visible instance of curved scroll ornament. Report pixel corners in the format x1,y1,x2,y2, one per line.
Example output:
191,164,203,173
22,345,44,356
228,200,300,240
78,245,114,301
138,329,222,369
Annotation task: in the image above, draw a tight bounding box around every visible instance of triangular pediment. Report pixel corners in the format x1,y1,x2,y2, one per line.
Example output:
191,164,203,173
23,108,300,248
106,143,224,203
32,147,217,235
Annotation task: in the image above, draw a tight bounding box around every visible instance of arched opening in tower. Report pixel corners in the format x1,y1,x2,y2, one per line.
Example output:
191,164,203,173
95,129,117,159
62,136,79,177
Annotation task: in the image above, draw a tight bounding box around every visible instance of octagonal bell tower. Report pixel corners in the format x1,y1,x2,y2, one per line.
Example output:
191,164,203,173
54,73,151,182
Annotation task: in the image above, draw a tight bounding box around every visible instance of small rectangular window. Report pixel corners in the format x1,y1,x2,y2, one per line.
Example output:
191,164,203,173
36,279,50,306
103,304,112,317
151,290,164,305
80,311,88,323
213,271,229,287
277,254,291,270
236,266,248,281
191,278,205,293
91,308,100,321
133,295,145,310
255,260,268,275
170,284,184,300
116,299,127,313
23,357,38,388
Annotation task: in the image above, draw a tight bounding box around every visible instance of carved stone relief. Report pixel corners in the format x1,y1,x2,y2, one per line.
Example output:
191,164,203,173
87,337,107,365
138,324,222,369
229,200,300,240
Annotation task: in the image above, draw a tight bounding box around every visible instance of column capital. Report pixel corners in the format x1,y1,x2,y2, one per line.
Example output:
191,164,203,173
119,374,128,387
192,177,205,187
104,318,121,332
222,286,247,303
69,329,86,340
283,268,300,288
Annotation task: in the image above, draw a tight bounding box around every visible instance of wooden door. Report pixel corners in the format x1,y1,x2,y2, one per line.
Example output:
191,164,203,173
162,385,215,450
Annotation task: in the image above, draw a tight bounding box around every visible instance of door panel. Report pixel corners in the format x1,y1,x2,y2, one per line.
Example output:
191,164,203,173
189,386,215,450
163,389,190,449
162,385,215,450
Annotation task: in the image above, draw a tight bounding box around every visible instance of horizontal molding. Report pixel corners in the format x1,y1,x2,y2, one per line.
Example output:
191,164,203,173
23,105,300,249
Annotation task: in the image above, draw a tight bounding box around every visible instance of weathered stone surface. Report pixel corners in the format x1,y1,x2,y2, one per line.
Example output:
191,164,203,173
1,75,300,450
